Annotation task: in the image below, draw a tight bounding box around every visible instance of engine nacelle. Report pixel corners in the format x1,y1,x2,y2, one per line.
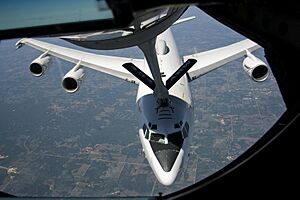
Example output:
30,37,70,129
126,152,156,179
243,51,269,82
62,63,85,93
29,55,51,77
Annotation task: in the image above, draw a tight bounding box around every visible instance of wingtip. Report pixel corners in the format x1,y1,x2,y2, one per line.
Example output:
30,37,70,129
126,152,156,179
15,38,27,49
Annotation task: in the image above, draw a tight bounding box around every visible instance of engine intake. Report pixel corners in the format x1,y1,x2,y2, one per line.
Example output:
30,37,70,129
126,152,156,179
29,55,51,77
243,51,269,82
62,62,85,93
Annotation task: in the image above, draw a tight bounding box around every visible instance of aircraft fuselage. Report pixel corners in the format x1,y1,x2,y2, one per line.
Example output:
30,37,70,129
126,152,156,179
136,28,193,185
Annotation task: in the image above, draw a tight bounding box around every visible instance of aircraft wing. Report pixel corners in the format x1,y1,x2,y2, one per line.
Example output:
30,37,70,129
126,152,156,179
16,38,144,84
184,39,260,81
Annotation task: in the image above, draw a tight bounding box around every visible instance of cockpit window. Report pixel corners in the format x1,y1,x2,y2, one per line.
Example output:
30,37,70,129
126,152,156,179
150,132,167,144
151,124,157,130
182,122,189,138
184,122,189,132
145,131,150,140
168,131,184,147
143,124,147,133
143,124,150,140
145,124,185,146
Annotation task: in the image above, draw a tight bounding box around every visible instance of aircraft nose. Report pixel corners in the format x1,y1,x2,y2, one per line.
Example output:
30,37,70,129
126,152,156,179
155,150,179,172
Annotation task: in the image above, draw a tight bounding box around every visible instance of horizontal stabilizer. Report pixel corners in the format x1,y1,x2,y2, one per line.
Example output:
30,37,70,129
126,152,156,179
166,59,197,90
122,63,156,90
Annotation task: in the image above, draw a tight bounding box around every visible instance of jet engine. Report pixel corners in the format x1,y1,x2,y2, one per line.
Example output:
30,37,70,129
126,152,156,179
62,63,85,93
29,54,51,77
243,50,269,82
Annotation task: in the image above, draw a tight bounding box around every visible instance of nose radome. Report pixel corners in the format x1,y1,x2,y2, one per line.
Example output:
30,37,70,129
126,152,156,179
155,150,179,172
157,172,177,186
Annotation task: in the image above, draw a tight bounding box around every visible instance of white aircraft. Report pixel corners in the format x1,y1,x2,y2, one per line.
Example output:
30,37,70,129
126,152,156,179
15,12,269,186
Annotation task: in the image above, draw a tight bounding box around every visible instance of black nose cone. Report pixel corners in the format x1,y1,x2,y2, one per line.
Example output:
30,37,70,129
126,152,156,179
155,150,179,172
